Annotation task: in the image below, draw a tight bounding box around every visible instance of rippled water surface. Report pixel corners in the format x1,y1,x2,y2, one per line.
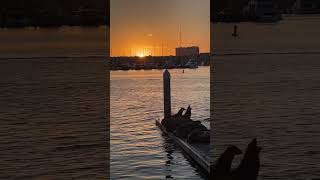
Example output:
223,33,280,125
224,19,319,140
0,58,108,179
212,15,320,179
213,54,320,180
111,67,210,179
0,27,108,179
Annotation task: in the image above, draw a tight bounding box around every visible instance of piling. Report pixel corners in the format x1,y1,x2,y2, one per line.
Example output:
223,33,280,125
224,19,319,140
163,69,171,119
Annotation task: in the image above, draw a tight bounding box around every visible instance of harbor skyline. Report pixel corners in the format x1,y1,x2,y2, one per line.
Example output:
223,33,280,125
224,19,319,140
110,0,210,57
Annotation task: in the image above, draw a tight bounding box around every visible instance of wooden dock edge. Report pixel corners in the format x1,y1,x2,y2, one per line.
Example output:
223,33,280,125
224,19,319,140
156,119,211,175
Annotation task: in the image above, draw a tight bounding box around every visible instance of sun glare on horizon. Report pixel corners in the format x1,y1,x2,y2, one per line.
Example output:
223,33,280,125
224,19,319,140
137,53,145,58
111,0,210,57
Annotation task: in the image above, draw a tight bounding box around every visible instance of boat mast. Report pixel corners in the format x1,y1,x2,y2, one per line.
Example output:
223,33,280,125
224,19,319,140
179,28,182,48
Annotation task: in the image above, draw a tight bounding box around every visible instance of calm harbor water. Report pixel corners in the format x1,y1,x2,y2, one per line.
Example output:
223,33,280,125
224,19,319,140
110,67,210,179
0,27,108,179
212,15,320,179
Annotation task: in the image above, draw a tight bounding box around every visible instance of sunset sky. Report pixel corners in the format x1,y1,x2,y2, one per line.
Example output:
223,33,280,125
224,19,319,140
110,0,210,57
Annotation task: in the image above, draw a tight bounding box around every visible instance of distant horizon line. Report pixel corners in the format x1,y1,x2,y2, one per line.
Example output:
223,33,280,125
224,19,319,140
111,52,210,58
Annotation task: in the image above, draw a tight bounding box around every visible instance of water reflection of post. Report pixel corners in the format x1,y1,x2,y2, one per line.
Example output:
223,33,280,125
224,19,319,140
163,137,174,179
163,69,171,119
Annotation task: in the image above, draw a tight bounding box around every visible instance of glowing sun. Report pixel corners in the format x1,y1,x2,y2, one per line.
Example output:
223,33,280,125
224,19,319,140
137,53,145,58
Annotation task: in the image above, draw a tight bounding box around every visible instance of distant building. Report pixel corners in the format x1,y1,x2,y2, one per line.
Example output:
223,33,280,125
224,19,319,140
175,46,200,57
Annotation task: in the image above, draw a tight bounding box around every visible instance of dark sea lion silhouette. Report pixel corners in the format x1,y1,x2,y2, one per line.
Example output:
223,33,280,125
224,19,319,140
231,138,262,180
162,107,209,143
174,121,204,138
187,128,210,143
182,105,192,120
172,107,185,118
162,108,185,132
211,145,242,180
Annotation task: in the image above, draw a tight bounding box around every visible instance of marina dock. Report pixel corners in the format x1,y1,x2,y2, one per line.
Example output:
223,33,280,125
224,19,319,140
156,119,211,175
157,69,211,176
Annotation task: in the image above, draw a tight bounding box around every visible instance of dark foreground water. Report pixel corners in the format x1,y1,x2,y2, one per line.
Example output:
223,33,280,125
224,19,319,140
212,15,320,179
212,54,320,180
0,26,109,179
110,67,209,179
0,57,108,179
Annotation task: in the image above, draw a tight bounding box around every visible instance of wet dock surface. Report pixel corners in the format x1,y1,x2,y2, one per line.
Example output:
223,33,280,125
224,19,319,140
156,119,211,175
189,142,211,163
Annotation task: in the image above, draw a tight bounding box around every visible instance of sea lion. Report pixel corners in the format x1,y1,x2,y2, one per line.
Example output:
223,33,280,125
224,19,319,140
231,138,261,180
182,105,192,120
187,127,210,143
210,145,242,180
162,108,185,132
172,107,185,118
174,121,202,138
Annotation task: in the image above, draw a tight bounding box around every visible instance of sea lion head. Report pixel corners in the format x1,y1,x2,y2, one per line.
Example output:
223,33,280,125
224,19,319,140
177,107,186,116
212,145,242,177
246,138,262,155
226,145,243,155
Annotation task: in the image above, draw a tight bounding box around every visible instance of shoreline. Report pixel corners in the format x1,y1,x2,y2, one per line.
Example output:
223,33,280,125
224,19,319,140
110,66,209,71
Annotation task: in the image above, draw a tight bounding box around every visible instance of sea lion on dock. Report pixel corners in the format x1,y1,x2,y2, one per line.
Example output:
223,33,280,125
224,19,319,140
182,105,192,120
162,107,210,143
210,146,242,180
162,108,185,132
174,120,203,138
173,107,186,118
187,127,210,143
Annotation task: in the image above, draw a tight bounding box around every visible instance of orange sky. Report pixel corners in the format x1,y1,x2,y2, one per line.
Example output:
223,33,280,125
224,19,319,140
110,0,210,57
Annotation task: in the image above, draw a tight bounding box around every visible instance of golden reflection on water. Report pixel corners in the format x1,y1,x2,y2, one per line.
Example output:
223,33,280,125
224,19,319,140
110,67,209,179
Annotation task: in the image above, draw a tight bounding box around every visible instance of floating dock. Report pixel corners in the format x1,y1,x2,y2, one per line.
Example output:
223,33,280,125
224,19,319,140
159,69,211,176
156,119,211,175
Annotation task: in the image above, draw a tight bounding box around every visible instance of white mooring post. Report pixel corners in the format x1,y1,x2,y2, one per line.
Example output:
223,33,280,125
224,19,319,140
163,69,171,119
